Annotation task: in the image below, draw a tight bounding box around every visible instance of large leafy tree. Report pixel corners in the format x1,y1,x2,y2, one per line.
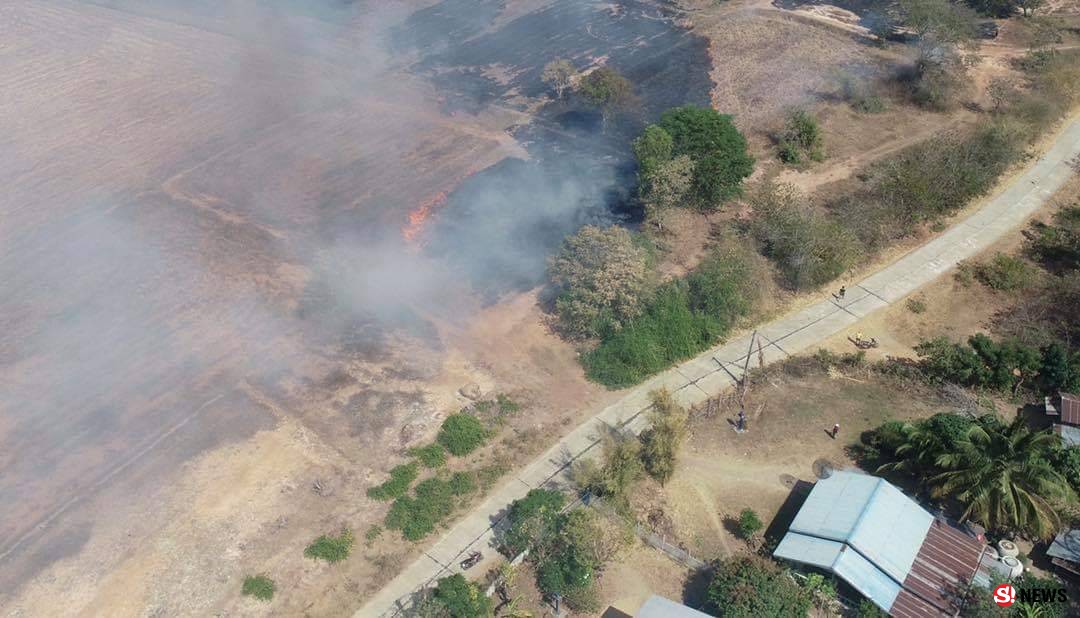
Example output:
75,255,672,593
578,67,635,128
931,415,1072,539
657,106,754,208
501,489,565,557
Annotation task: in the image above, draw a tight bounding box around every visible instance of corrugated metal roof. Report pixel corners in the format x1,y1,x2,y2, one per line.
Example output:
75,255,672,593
787,471,931,583
635,595,712,618
1047,528,1080,563
774,532,844,569
833,546,903,611
773,472,984,617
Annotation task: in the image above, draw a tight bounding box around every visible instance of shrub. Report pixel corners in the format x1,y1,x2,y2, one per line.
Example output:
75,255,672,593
641,389,689,486
582,282,724,388
750,183,861,290
906,296,927,314
364,525,382,545
533,510,630,611
777,110,824,164
304,528,354,563
548,225,650,339
366,462,420,501
431,573,494,617
574,430,643,502
1027,206,1080,273
737,508,763,540
914,334,1041,391
705,555,811,618
974,253,1030,291
857,598,888,617
437,413,489,456
408,443,446,468
578,67,635,126
241,575,275,601
658,106,755,208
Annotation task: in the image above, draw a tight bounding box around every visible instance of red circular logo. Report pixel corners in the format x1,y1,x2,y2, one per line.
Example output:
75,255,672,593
993,583,1016,607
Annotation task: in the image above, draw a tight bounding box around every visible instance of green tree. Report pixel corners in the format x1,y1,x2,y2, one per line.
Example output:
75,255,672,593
542,58,578,100
1041,343,1079,393
430,573,494,617
578,67,635,128
502,489,566,556
633,125,675,176
548,225,650,340
931,415,1072,539
704,555,811,618
658,106,754,208
640,388,688,486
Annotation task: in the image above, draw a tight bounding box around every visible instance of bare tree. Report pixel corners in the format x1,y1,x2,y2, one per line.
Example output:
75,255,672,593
541,58,578,100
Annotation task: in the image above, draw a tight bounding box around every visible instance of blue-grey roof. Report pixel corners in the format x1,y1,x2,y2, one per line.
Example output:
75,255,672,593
1047,528,1080,563
636,595,712,618
773,471,934,612
1057,424,1080,448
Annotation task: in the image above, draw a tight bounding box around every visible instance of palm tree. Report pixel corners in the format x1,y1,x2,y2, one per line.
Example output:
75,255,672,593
930,415,1072,539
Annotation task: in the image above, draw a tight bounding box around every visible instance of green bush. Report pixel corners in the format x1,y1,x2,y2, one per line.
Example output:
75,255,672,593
384,474,477,542
366,462,420,501
737,508,763,540
1027,206,1080,273
437,413,489,456
364,524,382,545
408,443,447,468
241,575,275,601
582,282,724,388
975,253,1031,291
777,110,824,164
304,528,354,563
705,555,811,618
914,333,1041,391
857,598,888,617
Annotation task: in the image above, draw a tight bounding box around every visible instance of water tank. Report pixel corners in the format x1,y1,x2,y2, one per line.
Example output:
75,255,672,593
998,540,1020,558
1001,556,1024,578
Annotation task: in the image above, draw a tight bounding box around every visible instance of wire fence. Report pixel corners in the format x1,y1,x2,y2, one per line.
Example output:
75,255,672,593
634,524,707,570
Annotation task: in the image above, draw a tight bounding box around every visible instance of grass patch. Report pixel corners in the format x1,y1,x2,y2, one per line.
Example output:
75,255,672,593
364,524,382,546
408,443,447,468
366,462,420,501
495,393,521,414
241,575,275,601
906,296,927,314
304,528,354,563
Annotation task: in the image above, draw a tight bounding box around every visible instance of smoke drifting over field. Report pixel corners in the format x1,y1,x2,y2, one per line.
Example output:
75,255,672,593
0,0,711,600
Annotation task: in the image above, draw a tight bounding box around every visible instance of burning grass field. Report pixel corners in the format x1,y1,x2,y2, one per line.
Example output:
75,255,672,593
0,0,716,614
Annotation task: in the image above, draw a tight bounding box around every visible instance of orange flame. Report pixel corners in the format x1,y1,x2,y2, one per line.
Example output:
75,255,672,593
401,169,480,247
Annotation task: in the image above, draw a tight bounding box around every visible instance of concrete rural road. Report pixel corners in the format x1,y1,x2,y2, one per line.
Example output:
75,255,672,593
359,117,1080,617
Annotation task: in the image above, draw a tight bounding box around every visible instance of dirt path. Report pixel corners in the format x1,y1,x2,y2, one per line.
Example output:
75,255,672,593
359,115,1080,616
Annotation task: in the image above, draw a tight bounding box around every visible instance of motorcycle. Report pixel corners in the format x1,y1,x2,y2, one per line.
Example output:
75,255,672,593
460,551,482,570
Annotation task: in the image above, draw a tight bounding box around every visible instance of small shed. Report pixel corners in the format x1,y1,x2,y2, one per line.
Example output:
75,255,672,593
1046,392,1080,425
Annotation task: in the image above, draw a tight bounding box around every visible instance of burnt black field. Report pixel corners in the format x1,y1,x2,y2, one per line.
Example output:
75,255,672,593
402,0,714,299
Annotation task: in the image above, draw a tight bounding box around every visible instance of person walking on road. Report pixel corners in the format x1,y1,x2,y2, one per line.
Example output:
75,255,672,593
838,286,846,300
831,423,840,439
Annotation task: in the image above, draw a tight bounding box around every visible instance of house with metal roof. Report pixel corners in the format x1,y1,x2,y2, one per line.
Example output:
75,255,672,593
1047,528,1080,577
773,471,985,618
